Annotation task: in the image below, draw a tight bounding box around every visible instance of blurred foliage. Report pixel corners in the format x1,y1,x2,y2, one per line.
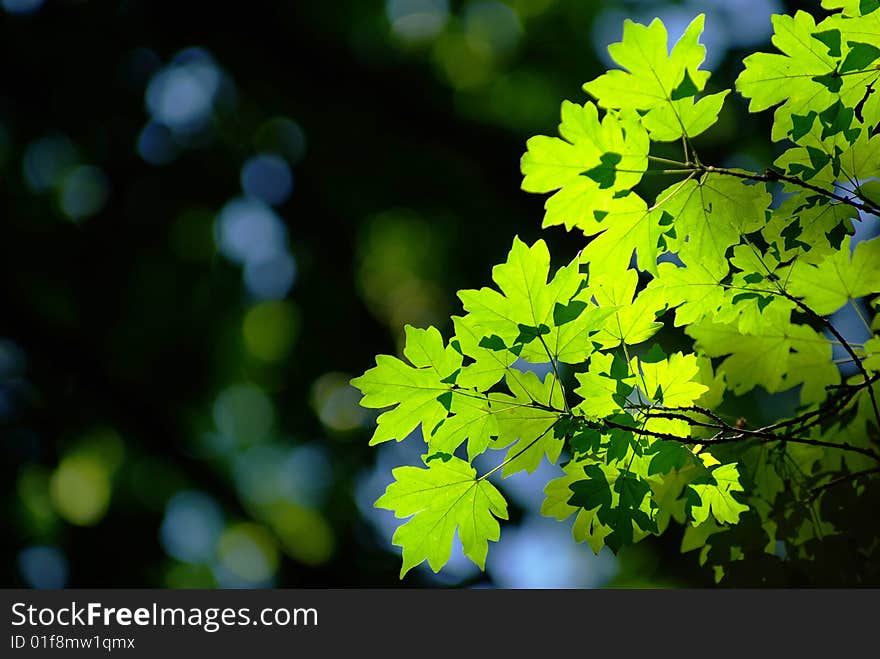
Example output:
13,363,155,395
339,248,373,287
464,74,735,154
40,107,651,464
0,0,818,587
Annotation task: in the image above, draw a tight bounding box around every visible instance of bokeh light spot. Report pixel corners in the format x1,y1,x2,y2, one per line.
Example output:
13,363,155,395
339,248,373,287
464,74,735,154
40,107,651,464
464,1,522,57
49,455,111,526
17,466,57,533
433,30,494,89
356,210,446,328
243,251,297,300
311,372,368,433
58,165,110,221
163,563,216,588
72,427,126,474
145,50,221,132
18,546,68,589
217,522,280,584
508,0,556,19
279,444,333,507
242,300,300,362
215,197,288,266
253,117,307,164
260,502,335,566
159,490,224,564
23,134,78,192
386,0,449,42
241,154,293,206
212,383,276,445
137,121,179,165
2,0,43,15
0,339,26,378
233,445,289,506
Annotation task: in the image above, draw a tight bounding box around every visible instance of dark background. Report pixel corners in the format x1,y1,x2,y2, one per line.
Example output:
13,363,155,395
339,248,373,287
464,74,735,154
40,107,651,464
1,0,806,587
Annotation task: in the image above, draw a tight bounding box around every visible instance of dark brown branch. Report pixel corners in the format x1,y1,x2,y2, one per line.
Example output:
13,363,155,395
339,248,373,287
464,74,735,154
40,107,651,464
697,164,880,216
776,288,880,430
807,467,880,502
600,417,880,461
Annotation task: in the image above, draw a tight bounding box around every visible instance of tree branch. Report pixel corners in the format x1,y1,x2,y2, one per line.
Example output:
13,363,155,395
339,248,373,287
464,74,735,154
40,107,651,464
695,164,880,216
599,416,880,461
808,467,880,502
775,288,880,430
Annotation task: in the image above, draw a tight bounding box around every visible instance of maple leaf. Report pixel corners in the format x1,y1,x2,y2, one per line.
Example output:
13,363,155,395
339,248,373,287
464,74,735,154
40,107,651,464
376,456,508,577
351,325,460,445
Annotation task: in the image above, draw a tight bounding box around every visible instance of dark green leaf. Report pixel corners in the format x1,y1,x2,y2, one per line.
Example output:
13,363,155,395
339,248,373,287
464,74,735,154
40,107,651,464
641,343,667,364
671,69,700,100
647,440,694,475
571,427,602,454
553,299,588,326
790,111,817,141
840,41,880,74
811,29,841,57
514,323,551,344
811,72,842,93
584,152,623,189
568,464,613,510
818,100,857,140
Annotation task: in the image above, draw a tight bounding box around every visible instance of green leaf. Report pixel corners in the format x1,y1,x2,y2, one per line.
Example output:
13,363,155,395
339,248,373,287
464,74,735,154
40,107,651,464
812,28,842,57
818,100,858,141
641,91,730,142
647,441,696,476
687,316,793,395
656,174,772,272
790,111,818,141
689,463,750,525
762,191,857,265
361,8,880,581
351,325,461,445
492,371,565,476
427,393,499,461
736,12,840,137
670,69,700,100
840,40,880,72
634,352,710,408
577,192,668,276
458,237,613,364
646,257,728,327
521,101,649,230
584,15,710,118
584,152,623,188
588,268,665,348
568,464,657,552
542,460,612,553
785,235,880,315
568,463,614,511
821,0,879,15
784,324,841,404
451,315,520,391
375,456,508,577
573,351,634,419
604,472,657,551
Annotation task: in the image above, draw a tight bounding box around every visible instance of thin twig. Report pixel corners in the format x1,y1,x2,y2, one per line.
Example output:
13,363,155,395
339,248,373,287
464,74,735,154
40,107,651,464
808,467,880,502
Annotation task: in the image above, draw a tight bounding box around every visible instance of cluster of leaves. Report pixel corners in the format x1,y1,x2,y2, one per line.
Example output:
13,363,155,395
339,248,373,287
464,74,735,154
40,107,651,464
353,0,880,584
